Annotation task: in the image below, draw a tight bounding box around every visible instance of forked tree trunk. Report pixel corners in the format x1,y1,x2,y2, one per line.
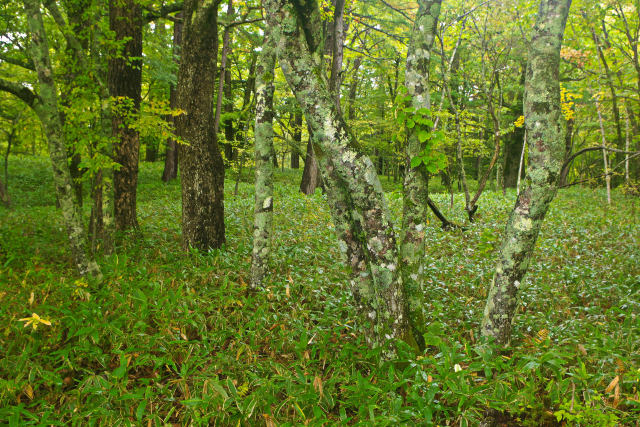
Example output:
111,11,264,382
108,0,142,231
176,0,226,250
265,0,412,353
22,0,100,277
481,0,571,346
400,0,442,351
251,29,276,288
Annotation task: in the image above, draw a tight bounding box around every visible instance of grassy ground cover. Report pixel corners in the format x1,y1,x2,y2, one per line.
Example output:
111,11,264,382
0,156,639,425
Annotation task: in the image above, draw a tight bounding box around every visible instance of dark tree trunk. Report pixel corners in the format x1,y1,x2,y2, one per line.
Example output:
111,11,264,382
145,137,158,162
176,0,225,250
290,111,302,169
0,175,9,207
162,11,182,183
108,0,142,231
214,0,233,163
299,136,321,195
503,68,526,189
223,57,234,162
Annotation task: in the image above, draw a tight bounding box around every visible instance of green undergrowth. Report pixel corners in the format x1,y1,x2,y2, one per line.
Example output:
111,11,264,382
0,156,639,425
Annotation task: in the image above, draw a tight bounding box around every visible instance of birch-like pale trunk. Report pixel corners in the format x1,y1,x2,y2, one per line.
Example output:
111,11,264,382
481,0,571,346
265,0,411,353
22,0,100,277
516,131,526,196
400,0,442,350
250,30,276,288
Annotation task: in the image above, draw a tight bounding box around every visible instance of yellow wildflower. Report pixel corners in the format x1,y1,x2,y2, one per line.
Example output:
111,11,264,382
19,313,52,330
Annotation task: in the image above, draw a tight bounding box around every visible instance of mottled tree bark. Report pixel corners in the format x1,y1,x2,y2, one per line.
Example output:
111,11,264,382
400,0,441,351
481,0,571,346
162,12,182,183
22,0,100,277
250,29,276,288
215,0,233,162
108,0,142,231
265,0,411,353
176,0,226,250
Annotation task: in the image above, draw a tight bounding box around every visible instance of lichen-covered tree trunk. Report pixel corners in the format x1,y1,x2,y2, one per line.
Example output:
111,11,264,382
400,0,441,351
265,0,411,352
162,11,182,183
108,0,142,231
23,0,100,277
480,0,571,346
250,29,276,288
175,0,225,251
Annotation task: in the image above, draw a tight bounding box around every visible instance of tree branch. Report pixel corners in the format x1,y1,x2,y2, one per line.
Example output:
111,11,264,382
0,77,38,108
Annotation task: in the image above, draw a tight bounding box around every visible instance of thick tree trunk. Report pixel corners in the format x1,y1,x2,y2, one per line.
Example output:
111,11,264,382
108,0,142,231
251,29,276,288
23,0,100,277
481,0,571,346
162,11,182,183
400,0,441,351
176,0,225,250
266,0,411,353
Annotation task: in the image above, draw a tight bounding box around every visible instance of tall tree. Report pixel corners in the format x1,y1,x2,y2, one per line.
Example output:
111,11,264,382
175,0,226,250
251,28,276,287
108,0,143,231
400,0,442,350
162,12,182,182
17,0,100,277
265,0,412,354
481,0,572,346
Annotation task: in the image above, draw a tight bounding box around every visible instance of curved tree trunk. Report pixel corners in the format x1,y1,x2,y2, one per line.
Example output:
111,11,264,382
23,0,100,277
265,0,411,354
481,0,571,346
176,0,226,251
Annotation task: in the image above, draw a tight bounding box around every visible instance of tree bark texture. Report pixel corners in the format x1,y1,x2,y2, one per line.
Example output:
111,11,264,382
290,112,302,169
162,11,182,182
299,137,321,194
400,0,441,351
481,0,571,346
250,29,276,288
108,0,142,231
23,0,100,277
265,0,410,353
175,0,226,250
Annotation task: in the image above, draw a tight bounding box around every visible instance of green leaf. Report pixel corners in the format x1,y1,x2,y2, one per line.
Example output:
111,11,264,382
418,129,430,143
407,119,415,129
410,156,423,168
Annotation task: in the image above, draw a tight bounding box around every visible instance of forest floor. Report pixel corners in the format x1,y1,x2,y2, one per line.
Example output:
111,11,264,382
0,156,639,426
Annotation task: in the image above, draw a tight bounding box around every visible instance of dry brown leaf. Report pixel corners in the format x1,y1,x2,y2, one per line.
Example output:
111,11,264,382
605,375,619,394
313,375,323,396
577,344,587,356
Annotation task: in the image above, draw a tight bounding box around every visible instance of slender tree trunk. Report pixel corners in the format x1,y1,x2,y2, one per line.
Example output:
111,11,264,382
251,29,276,287
0,175,9,207
216,0,233,162
516,131,526,196
504,69,526,188
291,112,302,169
596,97,612,204
266,0,411,353
400,0,442,351
626,112,630,184
23,0,100,277
108,0,142,231
176,0,226,250
481,0,571,346
162,11,182,183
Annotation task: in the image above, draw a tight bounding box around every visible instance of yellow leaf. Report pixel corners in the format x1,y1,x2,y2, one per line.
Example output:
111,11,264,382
24,384,34,400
